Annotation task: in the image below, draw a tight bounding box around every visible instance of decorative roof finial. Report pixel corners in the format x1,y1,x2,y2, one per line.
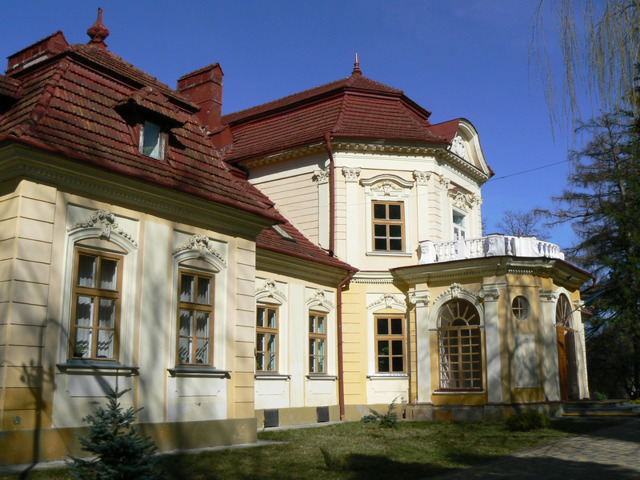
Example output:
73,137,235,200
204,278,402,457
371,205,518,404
87,7,109,49
352,52,362,76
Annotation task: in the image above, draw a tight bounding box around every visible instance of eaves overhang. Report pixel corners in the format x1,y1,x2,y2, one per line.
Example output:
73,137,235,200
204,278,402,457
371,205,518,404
390,256,593,291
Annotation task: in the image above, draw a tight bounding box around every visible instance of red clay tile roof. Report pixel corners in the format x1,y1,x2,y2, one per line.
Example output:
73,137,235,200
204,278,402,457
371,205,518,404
257,220,354,273
222,72,453,163
0,38,281,220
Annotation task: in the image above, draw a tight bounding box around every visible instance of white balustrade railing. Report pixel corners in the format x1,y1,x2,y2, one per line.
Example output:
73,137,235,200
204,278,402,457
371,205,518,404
418,234,564,265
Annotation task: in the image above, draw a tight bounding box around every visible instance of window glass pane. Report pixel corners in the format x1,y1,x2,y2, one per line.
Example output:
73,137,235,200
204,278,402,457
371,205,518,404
309,339,316,355
377,318,388,335
388,204,401,219
309,315,316,332
392,356,404,372
378,357,389,372
374,224,387,237
373,203,387,219
377,340,389,356
317,316,325,334
180,275,194,303
75,296,94,326
195,338,209,364
392,340,404,355
453,211,465,225
256,333,265,351
179,310,193,336
256,352,264,370
197,277,211,304
266,333,276,352
267,309,276,329
317,356,325,373
309,356,316,373
389,239,403,251
96,329,114,358
374,238,388,250
266,353,276,371
142,121,162,159
98,299,116,328
77,255,96,287
257,307,265,328
74,328,91,358
178,336,192,364
99,258,118,290
391,317,403,335
317,339,325,356
389,225,402,238
196,313,209,336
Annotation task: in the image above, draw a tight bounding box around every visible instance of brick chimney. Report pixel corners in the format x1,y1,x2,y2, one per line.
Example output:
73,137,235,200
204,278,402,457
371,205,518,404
7,31,68,74
177,64,223,133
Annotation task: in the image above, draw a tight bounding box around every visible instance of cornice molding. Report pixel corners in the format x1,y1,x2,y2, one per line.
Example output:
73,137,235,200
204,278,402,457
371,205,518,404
351,270,395,284
0,144,273,239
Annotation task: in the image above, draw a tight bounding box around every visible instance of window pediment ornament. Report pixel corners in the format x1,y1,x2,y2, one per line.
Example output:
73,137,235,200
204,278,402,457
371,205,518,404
256,279,287,304
173,234,226,266
435,283,478,304
68,209,137,247
367,293,407,312
450,135,467,159
306,289,334,310
449,189,476,212
361,174,414,198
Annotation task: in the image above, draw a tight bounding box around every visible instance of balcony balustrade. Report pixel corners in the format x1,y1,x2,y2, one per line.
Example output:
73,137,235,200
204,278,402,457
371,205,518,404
418,234,565,265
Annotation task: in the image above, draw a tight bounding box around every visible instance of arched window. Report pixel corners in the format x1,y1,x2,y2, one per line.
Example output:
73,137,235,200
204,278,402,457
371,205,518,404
556,294,572,327
438,299,482,390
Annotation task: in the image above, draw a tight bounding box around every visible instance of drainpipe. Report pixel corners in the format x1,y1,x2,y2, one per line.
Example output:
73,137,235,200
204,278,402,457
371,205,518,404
337,269,356,420
324,133,336,256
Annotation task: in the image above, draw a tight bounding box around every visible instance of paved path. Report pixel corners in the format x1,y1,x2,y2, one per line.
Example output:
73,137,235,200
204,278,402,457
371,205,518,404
432,418,640,479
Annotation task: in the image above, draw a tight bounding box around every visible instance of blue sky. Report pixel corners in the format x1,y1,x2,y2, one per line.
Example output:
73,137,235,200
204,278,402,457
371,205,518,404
2,1,585,248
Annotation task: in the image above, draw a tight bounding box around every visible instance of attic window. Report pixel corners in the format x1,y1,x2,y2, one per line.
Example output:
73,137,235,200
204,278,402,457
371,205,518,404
140,121,165,160
272,225,295,241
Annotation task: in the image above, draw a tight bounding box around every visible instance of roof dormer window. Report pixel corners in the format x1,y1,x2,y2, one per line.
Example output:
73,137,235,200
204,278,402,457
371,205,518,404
140,121,165,160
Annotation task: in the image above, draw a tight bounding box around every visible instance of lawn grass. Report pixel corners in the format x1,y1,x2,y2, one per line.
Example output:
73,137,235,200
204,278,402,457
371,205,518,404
0,417,621,480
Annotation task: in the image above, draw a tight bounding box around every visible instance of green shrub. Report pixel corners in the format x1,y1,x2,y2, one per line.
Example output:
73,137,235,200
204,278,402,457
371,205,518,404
592,391,608,400
360,397,399,428
505,410,550,432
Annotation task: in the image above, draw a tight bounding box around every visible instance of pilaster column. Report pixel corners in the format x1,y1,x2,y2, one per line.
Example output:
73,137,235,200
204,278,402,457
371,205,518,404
539,290,561,401
413,171,431,242
313,168,330,250
409,289,431,403
480,285,503,403
343,167,361,264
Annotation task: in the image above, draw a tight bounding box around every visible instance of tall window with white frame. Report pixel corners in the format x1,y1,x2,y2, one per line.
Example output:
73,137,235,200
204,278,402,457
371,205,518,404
309,311,327,373
375,315,406,373
372,201,404,252
177,269,214,365
256,305,278,372
452,210,466,240
70,248,122,361
437,299,482,390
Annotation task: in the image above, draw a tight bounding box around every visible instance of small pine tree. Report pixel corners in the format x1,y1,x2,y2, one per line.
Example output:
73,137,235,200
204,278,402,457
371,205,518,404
67,388,162,480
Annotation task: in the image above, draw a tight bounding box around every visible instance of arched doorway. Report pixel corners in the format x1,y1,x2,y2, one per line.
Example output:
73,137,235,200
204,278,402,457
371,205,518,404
556,294,578,400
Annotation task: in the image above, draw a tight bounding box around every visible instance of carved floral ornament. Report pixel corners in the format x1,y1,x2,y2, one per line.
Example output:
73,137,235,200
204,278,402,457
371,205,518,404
342,167,361,182
367,293,407,311
68,209,137,247
413,171,431,185
449,135,467,159
256,278,287,303
434,283,479,304
313,168,329,183
449,189,478,211
173,234,226,266
307,289,334,310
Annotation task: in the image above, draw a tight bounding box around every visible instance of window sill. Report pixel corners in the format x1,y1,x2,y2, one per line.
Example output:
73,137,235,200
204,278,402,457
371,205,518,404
306,374,337,381
367,373,409,379
57,360,139,375
255,373,291,380
168,366,230,378
433,389,485,395
366,251,412,257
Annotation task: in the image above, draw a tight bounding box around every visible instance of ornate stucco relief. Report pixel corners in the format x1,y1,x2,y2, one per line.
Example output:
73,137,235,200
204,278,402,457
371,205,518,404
68,209,138,247
173,234,226,266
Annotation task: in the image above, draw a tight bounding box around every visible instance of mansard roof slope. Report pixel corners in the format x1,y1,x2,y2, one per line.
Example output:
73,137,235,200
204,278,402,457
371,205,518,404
0,29,280,221
222,68,459,163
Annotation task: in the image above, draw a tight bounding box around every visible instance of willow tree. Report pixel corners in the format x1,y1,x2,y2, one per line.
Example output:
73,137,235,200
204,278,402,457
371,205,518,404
532,0,640,130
